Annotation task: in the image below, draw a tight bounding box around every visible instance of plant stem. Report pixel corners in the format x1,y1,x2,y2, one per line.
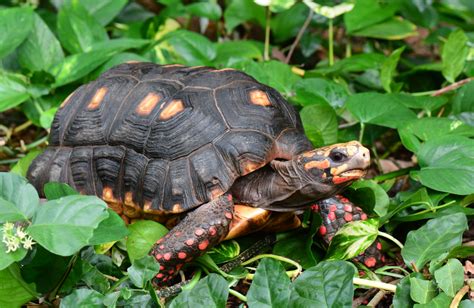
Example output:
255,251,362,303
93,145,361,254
406,200,456,217
285,9,313,64
264,7,271,61
358,122,365,143
229,289,247,302
13,121,33,134
450,285,470,308
328,18,334,66
353,277,397,292
107,275,130,294
378,231,404,250
372,167,415,182
241,254,302,276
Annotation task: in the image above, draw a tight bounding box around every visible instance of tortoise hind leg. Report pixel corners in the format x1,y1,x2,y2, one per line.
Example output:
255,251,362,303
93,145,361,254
150,194,234,285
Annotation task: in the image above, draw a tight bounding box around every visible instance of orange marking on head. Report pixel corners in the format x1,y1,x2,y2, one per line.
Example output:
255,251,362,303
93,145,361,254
136,93,161,116
87,87,108,110
159,99,185,120
249,89,271,106
304,160,330,170
198,239,209,251
332,175,359,184
60,91,75,108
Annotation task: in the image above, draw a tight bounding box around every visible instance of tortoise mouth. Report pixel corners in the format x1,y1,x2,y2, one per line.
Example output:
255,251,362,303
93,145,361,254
339,169,366,178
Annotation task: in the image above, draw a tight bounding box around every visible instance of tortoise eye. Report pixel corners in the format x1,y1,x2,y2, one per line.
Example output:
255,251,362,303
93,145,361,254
330,151,346,162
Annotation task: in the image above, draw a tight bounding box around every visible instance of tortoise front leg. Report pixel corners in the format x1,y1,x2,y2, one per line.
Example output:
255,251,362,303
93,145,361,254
150,194,234,285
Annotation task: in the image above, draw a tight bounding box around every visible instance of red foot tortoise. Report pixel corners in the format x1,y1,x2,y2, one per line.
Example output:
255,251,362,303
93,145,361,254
27,63,370,284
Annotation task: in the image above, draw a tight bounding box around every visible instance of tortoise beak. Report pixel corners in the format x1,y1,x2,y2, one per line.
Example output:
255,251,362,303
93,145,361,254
332,144,370,184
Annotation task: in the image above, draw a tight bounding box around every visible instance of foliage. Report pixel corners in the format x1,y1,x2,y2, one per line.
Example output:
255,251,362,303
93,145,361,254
0,0,473,306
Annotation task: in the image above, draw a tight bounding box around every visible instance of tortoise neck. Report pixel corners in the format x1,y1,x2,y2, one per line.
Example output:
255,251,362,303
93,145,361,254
230,160,303,208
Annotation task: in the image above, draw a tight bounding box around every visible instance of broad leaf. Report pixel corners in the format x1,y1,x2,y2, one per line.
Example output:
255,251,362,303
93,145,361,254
351,18,418,40
271,3,308,43
344,0,401,33
80,0,128,25
0,7,34,59
57,0,108,54
442,29,469,83
401,213,467,270
452,80,474,114
0,264,36,307
396,94,448,112
393,273,423,308
170,274,229,308
326,219,379,260
409,277,437,304
126,220,168,262
310,53,386,76
293,78,349,108
224,0,265,32
18,13,64,72
0,238,28,271
44,182,79,200
214,40,262,66
0,72,30,112
127,255,161,288
300,104,338,147
208,240,240,264
186,2,222,20
162,30,216,66
10,149,42,178
346,92,417,128
247,258,291,307
27,195,109,256
416,136,474,195
0,172,39,220
60,288,105,307
290,260,354,308
414,293,453,308
381,47,405,92
433,259,464,297
88,209,129,245
347,180,389,216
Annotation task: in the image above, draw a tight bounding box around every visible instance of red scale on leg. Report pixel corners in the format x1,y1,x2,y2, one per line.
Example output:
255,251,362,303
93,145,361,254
157,273,164,279
178,252,187,259
344,213,353,222
164,253,172,261
344,204,352,212
364,257,377,268
319,226,327,236
361,213,367,220
155,253,163,260
159,245,165,250
185,239,194,246
328,212,336,221
195,228,204,236
329,204,337,212
311,204,319,212
209,226,217,236
198,239,209,250
160,265,165,270
376,242,382,250
224,211,233,220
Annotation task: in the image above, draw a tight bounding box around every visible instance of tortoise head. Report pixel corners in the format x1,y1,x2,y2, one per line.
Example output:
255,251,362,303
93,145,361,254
294,141,370,198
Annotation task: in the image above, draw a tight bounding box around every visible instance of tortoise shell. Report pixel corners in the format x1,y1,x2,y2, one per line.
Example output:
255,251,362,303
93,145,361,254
28,63,312,217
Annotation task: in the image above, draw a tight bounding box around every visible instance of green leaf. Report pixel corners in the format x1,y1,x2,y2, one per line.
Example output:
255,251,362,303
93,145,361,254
60,288,105,307
0,7,34,59
347,180,389,216
170,274,229,308
396,93,448,112
401,213,468,270
57,0,108,54
81,260,110,293
351,17,418,40
89,209,129,245
94,52,150,76
393,274,421,308
0,264,36,307
18,13,64,72
0,72,30,112
309,53,386,76
293,78,349,108
381,47,405,92
127,255,161,288
208,240,240,264
303,1,354,18
247,258,291,307
186,2,222,20
409,277,437,304
442,29,469,83
300,104,338,147
414,292,453,308
0,172,39,220
80,0,128,25
27,195,109,256
88,38,150,53
326,219,379,261
0,198,27,223
224,0,265,32
214,40,262,66
452,80,474,114
460,300,474,308
126,220,168,262
344,0,401,33
273,228,318,270
290,260,354,308
416,136,474,195
162,30,216,66
0,237,28,271
269,0,296,13
447,246,474,259
271,3,308,42
257,61,300,96
399,118,474,152
44,182,79,200
10,149,42,178
434,259,464,297
346,93,417,129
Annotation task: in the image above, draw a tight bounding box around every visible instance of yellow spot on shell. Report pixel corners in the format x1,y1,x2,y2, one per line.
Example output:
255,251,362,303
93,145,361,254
136,93,162,116
87,87,108,110
102,187,116,202
172,203,182,212
124,191,133,205
249,90,271,106
159,99,185,120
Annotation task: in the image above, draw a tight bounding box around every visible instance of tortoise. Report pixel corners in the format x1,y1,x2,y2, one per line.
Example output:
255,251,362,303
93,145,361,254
27,62,370,284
